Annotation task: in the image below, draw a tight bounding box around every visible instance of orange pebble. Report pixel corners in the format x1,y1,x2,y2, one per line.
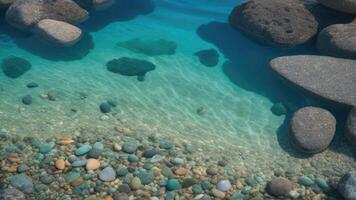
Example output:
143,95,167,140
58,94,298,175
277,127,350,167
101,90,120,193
104,196,113,200
58,138,74,145
55,159,66,170
7,166,17,173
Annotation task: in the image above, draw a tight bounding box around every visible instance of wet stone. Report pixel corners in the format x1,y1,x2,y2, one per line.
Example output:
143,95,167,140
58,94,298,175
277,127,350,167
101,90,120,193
118,184,131,193
75,144,92,156
116,168,128,177
89,142,104,158
22,95,32,105
216,180,232,192
143,148,157,158
138,172,155,185
39,143,53,154
122,142,137,154
166,179,181,191
10,173,34,193
99,102,111,113
182,178,197,188
159,141,173,149
128,155,139,163
99,166,116,182
72,160,87,167
17,164,30,172
298,176,314,186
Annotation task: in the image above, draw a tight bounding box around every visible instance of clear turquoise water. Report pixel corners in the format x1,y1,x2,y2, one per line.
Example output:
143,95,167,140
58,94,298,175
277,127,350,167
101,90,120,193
0,0,354,173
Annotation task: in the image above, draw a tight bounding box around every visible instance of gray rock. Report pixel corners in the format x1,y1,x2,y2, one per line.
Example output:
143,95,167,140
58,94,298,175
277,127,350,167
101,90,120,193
216,180,232,192
1,56,31,79
346,108,356,146
33,19,82,46
229,0,318,47
99,166,116,182
266,178,292,197
317,22,356,59
289,107,336,153
10,173,34,193
338,171,356,200
122,142,137,154
5,0,88,30
0,0,15,9
3,188,25,199
270,55,356,107
318,0,356,14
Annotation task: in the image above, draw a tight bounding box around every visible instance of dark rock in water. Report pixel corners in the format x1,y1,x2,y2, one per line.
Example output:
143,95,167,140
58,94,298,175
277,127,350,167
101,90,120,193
143,148,157,158
100,102,111,113
0,0,15,10
229,0,318,47
317,22,356,60
319,0,356,14
22,95,32,105
107,99,118,107
338,171,356,200
267,178,292,197
5,0,88,30
117,38,177,56
137,75,145,82
194,49,219,67
270,55,356,107
26,82,38,88
10,173,34,193
289,106,336,153
1,56,31,78
106,57,156,79
346,108,356,146
271,103,287,116
77,0,113,10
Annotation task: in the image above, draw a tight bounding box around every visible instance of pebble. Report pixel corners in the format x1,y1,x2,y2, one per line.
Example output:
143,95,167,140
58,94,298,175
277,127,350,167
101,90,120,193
26,82,39,88
212,188,225,199
166,179,181,191
86,159,100,170
315,178,329,190
298,176,314,186
100,102,112,113
216,180,232,192
75,144,92,156
40,175,53,184
122,142,137,154
150,155,163,163
174,167,188,176
182,178,197,188
99,166,116,182
130,177,142,190
17,164,30,172
89,142,104,158
116,168,129,177
72,160,87,167
118,184,131,193
171,158,184,165
267,178,293,197
138,172,155,185
22,95,32,105
57,138,74,145
206,166,218,176
159,141,173,149
55,159,66,170
10,173,34,193
128,155,139,163
68,155,78,163
107,99,118,107
39,143,53,154
113,143,122,151
143,148,157,158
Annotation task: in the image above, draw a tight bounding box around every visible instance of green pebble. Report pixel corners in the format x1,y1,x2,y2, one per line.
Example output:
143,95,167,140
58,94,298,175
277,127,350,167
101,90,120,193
39,143,53,154
192,184,203,194
166,179,181,191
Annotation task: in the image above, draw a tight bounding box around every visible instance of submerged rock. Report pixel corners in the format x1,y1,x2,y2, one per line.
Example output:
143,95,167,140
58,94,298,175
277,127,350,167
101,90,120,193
33,19,82,47
317,22,356,60
346,108,356,146
22,95,32,105
99,166,116,182
0,0,15,9
338,171,356,200
1,56,31,78
10,173,34,193
229,0,318,47
26,82,39,88
117,38,177,56
266,178,292,197
106,57,156,80
318,0,356,14
271,102,287,116
99,102,111,113
194,49,219,67
5,0,88,30
289,107,336,153
270,55,356,107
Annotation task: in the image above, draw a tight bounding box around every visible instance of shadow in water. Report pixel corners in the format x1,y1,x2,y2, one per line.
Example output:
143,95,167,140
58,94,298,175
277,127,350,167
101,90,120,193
0,0,155,61
197,21,356,159
80,0,155,32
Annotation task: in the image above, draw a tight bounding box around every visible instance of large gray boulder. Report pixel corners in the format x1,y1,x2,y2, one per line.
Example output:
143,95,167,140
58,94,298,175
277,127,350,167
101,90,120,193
289,107,336,153
5,0,88,30
33,19,82,46
318,0,356,14
270,55,356,107
229,0,318,47
346,108,356,146
0,0,15,9
317,22,356,59
338,171,356,200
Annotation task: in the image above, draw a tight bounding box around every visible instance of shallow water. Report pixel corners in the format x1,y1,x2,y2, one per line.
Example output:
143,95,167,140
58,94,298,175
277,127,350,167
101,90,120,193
0,0,354,178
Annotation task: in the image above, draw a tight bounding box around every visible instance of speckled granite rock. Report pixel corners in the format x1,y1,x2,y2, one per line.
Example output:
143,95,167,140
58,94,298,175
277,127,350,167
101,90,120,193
317,22,356,60
289,107,336,153
229,0,318,47
270,55,356,107
338,171,356,200
318,0,356,14
346,108,356,146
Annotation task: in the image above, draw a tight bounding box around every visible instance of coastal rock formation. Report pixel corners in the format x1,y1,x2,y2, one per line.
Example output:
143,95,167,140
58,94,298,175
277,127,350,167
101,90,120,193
117,38,177,56
317,22,356,59
270,55,356,107
106,57,156,81
33,19,82,46
346,108,356,146
338,171,356,200
5,0,88,30
0,0,15,9
289,107,336,153
194,49,219,67
229,0,318,47
318,0,356,14
266,178,293,196
1,56,32,78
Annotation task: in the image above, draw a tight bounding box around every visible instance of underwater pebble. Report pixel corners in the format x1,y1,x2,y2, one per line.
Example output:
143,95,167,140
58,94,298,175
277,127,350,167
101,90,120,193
216,180,232,192
86,159,100,170
55,159,66,170
22,95,32,105
75,144,92,156
99,166,116,182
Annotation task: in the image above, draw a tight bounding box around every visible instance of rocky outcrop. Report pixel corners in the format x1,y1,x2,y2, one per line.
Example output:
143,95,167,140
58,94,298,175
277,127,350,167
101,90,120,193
318,0,356,14
33,19,82,46
317,22,356,60
289,107,336,153
0,0,15,10
5,0,88,30
270,55,356,107
229,0,318,47
338,171,356,200
346,108,356,146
